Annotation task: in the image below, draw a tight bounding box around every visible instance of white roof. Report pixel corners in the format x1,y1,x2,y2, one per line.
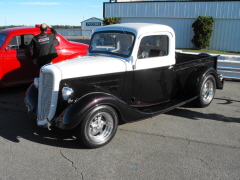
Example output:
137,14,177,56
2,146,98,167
94,23,175,37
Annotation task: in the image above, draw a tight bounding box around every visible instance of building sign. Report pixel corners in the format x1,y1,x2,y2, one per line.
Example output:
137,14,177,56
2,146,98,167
86,22,101,26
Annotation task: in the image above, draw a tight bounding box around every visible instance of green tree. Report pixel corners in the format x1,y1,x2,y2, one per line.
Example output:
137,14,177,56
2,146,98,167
191,16,214,49
103,17,120,26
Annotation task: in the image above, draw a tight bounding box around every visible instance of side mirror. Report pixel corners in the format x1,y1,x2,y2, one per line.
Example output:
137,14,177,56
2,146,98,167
5,46,10,52
137,51,149,59
142,51,148,58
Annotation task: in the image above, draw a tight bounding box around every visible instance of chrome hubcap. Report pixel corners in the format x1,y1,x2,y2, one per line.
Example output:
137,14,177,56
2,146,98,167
89,112,113,143
202,79,214,104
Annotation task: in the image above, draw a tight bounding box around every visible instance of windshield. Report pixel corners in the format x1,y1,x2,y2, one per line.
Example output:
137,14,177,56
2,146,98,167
89,31,135,58
0,34,7,48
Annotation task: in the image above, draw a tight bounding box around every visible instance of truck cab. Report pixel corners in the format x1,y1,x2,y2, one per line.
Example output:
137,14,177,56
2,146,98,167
25,23,224,148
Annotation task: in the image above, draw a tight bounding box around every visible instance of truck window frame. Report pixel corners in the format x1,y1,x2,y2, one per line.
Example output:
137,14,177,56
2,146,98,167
89,30,136,58
137,35,169,59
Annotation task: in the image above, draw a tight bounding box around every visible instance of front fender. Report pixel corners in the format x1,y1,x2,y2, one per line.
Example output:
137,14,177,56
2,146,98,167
24,84,38,116
57,92,151,130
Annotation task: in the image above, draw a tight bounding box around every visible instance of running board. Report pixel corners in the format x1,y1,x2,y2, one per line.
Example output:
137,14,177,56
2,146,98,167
134,96,198,117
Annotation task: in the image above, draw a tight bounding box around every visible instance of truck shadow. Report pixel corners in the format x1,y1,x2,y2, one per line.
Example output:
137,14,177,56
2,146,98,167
214,97,240,105
166,102,240,123
0,85,86,149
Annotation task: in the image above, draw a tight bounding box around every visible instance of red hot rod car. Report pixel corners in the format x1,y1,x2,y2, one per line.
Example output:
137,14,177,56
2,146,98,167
0,25,88,88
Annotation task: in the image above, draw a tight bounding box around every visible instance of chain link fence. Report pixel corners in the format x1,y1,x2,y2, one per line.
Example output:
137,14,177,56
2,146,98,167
55,28,92,36
55,28,92,44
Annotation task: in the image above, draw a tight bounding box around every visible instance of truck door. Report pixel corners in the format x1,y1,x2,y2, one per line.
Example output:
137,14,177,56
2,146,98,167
132,35,175,106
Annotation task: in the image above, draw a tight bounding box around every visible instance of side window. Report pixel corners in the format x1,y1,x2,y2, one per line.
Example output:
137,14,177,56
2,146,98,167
138,35,168,59
54,37,59,46
8,34,34,49
8,36,21,49
54,39,59,46
24,34,34,46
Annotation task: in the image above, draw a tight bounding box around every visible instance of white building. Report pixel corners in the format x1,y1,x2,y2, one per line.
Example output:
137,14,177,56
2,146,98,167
104,1,240,52
81,17,103,36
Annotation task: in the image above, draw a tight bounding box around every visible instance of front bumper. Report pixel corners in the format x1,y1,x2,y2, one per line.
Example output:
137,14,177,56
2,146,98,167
36,118,49,128
25,84,38,116
217,73,224,90
25,84,52,129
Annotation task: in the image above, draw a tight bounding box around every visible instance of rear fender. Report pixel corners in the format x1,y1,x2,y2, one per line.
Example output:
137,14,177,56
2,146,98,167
186,66,223,96
67,53,83,60
57,92,151,130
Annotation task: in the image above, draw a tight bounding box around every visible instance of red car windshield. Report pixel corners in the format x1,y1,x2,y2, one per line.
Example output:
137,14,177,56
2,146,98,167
0,34,7,48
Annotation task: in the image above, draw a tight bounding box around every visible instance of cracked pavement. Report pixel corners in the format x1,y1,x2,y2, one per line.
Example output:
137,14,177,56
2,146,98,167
0,81,240,180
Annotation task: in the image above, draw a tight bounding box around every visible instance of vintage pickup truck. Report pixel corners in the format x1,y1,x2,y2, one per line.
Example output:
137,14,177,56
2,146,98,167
25,23,224,148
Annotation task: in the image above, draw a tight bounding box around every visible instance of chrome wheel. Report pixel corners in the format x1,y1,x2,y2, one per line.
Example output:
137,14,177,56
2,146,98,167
76,105,118,148
201,79,214,104
88,112,114,143
196,74,216,107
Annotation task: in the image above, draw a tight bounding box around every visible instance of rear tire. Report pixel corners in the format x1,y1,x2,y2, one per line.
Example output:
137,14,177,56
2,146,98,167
75,105,118,149
196,74,216,107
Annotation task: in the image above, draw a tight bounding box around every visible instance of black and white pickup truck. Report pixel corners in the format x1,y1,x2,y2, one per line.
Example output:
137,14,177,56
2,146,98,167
25,23,224,148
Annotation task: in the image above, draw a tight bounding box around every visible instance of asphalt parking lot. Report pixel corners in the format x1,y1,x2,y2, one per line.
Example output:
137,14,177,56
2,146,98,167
0,80,240,180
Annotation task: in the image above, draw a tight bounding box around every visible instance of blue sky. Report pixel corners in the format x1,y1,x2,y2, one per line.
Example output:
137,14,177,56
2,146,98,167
0,0,107,26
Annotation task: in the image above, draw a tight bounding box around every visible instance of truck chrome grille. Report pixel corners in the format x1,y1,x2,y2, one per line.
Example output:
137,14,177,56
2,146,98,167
38,73,53,120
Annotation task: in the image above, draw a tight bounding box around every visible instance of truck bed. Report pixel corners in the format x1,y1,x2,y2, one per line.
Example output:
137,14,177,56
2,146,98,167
176,52,217,69
173,52,219,98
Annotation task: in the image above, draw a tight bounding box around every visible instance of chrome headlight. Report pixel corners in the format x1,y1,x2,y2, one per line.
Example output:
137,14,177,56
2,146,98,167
34,78,39,89
62,87,74,103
